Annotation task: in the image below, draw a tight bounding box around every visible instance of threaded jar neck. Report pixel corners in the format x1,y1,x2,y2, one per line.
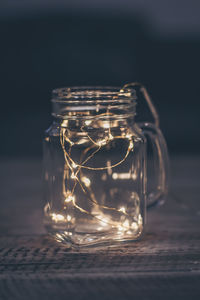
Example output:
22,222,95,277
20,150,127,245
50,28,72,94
51,86,137,120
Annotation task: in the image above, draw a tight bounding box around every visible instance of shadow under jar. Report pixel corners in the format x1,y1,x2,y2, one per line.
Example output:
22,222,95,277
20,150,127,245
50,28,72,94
43,85,169,248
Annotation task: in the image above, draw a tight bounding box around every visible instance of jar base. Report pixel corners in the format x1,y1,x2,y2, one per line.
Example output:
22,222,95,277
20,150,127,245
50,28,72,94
45,224,143,249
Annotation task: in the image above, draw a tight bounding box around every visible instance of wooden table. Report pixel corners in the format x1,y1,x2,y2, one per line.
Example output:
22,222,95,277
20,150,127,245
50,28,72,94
0,156,199,299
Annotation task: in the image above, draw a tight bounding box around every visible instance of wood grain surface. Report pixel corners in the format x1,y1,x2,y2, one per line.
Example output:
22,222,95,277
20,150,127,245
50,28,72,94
0,156,199,299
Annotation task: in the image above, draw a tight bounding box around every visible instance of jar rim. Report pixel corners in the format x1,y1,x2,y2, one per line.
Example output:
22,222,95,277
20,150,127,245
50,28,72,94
52,86,137,102
51,86,137,119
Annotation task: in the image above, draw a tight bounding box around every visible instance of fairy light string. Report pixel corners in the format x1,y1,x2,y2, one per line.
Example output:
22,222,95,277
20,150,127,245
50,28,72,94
51,84,144,229
59,128,134,227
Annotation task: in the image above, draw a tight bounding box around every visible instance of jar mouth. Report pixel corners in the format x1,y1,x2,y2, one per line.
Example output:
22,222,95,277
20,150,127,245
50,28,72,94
51,86,137,119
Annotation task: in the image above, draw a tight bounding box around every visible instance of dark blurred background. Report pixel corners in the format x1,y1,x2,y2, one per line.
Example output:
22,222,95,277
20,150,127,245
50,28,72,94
0,0,199,157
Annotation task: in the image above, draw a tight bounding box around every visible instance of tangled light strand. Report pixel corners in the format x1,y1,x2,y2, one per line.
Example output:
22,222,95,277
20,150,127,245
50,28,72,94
53,83,149,228
59,121,134,225
48,83,160,234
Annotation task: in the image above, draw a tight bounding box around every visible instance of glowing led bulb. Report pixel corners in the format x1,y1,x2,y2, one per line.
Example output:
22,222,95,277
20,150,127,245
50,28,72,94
51,213,65,222
126,133,132,140
131,222,138,230
81,176,91,187
119,206,126,214
112,173,118,180
64,193,75,203
71,173,77,179
123,219,129,228
85,120,92,126
72,162,78,169
97,139,107,147
66,215,72,222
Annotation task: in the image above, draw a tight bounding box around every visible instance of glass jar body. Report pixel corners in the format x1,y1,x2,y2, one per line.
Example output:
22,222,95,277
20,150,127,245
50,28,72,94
43,117,146,248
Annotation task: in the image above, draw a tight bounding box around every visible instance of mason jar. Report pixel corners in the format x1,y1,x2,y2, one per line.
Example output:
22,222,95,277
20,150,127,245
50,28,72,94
43,84,169,248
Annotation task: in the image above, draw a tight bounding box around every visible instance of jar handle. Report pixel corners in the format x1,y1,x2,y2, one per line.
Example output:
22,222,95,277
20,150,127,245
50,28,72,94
121,82,169,207
121,82,160,127
139,122,169,208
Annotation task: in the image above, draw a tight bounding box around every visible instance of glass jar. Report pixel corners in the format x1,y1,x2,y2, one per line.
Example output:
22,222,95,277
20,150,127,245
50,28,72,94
43,83,169,248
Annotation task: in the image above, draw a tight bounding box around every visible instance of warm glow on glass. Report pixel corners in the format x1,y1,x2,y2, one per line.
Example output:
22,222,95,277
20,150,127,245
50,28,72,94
57,119,141,235
43,83,169,248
